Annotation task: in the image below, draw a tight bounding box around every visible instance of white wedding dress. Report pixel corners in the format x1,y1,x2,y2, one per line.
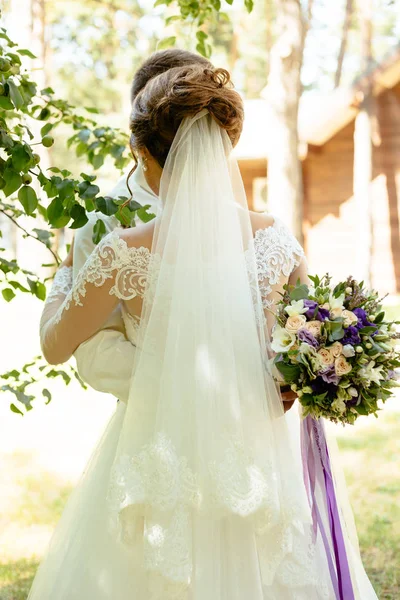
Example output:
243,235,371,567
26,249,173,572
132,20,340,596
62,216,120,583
30,112,378,600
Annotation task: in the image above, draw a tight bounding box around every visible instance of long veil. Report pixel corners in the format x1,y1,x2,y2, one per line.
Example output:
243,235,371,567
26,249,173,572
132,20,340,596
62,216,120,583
107,109,315,596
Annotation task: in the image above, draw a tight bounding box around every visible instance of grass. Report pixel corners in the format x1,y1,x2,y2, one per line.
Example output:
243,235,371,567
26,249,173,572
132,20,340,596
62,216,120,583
1,412,399,599
336,410,400,599
0,560,38,600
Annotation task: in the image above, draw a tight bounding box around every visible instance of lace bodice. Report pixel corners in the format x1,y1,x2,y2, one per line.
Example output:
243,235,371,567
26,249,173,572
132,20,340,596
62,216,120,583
40,215,304,364
118,216,304,344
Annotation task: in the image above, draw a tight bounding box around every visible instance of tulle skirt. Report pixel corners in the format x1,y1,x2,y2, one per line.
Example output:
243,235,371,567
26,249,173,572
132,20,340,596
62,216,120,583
27,402,378,600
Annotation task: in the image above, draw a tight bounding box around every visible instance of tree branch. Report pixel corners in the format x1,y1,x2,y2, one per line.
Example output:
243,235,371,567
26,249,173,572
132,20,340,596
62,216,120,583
0,208,60,265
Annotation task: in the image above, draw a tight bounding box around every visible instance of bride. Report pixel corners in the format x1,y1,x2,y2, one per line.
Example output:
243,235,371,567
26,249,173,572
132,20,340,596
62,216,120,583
29,61,378,599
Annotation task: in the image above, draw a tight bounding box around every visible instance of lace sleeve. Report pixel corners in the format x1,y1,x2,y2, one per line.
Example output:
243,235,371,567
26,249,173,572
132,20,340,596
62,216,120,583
251,217,304,335
39,231,150,365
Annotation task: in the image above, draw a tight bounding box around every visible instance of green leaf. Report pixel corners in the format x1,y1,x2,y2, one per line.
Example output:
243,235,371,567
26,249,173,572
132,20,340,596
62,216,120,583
91,153,104,169
11,144,31,170
2,288,16,302
78,128,91,143
157,36,176,50
0,96,14,110
165,15,181,25
42,388,52,404
96,196,118,216
373,311,385,324
10,403,23,415
17,48,37,58
92,219,106,244
359,326,378,334
137,206,156,223
56,178,75,201
244,0,254,12
35,281,46,301
80,183,99,199
8,80,24,109
9,281,29,292
289,283,309,301
41,122,53,137
196,31,208,41
18,185,38,215
70,204,89,229
2,168,22,197
47,198,70,228
85,106,99,114
274,360,301,384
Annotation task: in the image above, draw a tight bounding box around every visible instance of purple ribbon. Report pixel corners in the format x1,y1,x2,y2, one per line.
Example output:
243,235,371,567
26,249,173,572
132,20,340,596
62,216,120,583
301,415,355,600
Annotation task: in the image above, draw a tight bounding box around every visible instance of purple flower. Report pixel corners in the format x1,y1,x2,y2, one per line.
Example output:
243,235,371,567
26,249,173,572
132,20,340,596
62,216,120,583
304,299,329,322
311,376,338,398
353,307,377,332
298,328,319,348
304,299,318,319
342,326,361,346
317,307,331,321
319,364,340,385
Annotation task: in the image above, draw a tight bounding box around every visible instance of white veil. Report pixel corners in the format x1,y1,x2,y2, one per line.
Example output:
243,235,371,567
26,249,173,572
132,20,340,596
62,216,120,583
108,110,313,596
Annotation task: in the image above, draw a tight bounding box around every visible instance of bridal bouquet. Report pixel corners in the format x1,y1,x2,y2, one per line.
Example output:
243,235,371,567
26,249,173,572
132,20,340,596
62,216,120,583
271,274,400,424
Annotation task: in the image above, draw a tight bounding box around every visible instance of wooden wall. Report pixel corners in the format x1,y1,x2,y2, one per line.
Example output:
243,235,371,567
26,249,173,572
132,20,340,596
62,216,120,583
304,82,400,294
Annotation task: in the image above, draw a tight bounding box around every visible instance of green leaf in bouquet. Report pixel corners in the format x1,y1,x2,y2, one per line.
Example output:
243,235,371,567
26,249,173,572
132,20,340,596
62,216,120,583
359,326,378,334
308,274,320,287
354,403,369,416
289,283,309,301
325,320,344,341
274,360,301,383
298,393,314,407
373,311,385,324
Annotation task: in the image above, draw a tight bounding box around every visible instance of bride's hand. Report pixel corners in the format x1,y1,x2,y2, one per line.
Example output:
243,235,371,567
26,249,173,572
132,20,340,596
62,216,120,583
280,389,297,413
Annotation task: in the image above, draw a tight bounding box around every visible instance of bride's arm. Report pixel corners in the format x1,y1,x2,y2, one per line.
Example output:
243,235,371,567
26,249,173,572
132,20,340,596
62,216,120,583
40,231,133,365
288,255,309,287
71,216,135,402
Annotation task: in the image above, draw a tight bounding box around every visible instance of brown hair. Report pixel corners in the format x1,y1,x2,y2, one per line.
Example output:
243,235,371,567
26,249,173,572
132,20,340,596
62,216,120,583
130,49,211,102
129,64,244,167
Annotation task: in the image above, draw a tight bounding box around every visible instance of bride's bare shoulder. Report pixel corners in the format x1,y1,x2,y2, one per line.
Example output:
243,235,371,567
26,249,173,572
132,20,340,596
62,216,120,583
118,218,157,251
249,211,275,236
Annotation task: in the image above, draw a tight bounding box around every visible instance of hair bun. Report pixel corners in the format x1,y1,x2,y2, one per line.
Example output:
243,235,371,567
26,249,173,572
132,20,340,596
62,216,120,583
130,63,244,167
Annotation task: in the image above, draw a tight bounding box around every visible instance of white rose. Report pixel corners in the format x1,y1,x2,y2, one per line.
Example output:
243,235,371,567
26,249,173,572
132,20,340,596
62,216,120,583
330,307,343,320
330,341,343,358
317,347,335,366
285,314,307,334
342,344,356,358
342,309,358,327
271,326,296,353
303,320,322,337
335,356,352,376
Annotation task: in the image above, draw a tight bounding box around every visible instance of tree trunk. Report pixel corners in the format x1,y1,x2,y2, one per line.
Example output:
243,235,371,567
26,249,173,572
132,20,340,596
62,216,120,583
264,0,306,241
353,0,373,287
335,0,354,88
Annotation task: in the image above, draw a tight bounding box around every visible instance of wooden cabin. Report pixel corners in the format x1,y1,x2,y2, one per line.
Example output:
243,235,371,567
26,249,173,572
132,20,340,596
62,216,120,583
235,47,400,295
